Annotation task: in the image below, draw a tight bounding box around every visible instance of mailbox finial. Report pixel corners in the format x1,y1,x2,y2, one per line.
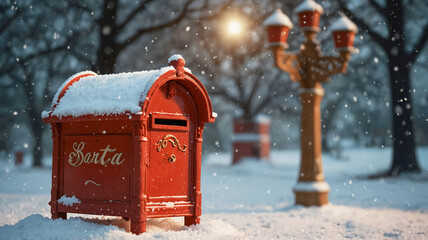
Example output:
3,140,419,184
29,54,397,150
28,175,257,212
168,54,186,77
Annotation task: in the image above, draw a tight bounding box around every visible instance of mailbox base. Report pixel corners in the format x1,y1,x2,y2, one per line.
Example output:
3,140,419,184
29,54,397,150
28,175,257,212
131,221,146,235
294,190,329,206
52,212,67,219
185,216,200,226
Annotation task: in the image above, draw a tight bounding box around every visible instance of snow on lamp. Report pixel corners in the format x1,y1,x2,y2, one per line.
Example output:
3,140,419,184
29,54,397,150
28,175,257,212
295,0,324,32
263,9,294,48
331,15,358,51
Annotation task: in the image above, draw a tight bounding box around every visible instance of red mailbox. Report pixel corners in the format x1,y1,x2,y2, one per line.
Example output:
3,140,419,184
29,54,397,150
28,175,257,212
42,55,215,235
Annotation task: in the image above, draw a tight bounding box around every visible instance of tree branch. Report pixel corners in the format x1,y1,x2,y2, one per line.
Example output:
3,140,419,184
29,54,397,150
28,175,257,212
252,71,286,116
247,72,263,105
0,36,74,75
68,46,93,67
408,22,428,64
196,1,233,22
0,6,9,13
231,54,247,104
117,0,155,32
0,7,24,34
210,87,242,107
66,0,92,13
368,0,387,17
338,0,389,51
0,82,14,89
117,0,194,51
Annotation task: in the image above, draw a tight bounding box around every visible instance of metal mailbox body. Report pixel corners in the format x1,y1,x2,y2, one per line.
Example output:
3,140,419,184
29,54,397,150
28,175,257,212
43,57,215,234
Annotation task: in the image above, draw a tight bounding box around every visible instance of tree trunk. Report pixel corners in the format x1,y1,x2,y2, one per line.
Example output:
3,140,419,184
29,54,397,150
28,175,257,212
95,0,119,74
339,0,427,177
31,118,44,167
21,70,45,167
32,131,43,167
96,50,118,74
387,57,420,175
321,103,340,153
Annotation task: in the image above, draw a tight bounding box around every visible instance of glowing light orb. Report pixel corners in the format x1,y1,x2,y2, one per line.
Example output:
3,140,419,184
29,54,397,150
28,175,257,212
226,20,243,36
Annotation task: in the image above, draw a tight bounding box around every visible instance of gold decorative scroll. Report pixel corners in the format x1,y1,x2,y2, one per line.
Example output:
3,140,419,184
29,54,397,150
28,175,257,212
156,134,187,152
85,180,101,186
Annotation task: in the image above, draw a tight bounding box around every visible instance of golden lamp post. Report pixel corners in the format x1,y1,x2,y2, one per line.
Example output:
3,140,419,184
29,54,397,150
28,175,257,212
264,0,358,206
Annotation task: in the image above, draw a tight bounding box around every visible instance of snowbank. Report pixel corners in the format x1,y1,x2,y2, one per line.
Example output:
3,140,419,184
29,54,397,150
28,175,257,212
1,147,427,239
0,214,242,240
1,207,427,240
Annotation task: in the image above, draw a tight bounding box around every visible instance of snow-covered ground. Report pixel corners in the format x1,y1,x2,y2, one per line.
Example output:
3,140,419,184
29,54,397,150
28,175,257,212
1,147,427,239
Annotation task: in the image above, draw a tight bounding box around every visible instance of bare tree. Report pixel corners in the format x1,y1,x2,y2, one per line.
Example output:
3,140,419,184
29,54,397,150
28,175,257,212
0,0,209,166
0,0,91,167
339,0,428,175
180,2,300,121
68,0,207,74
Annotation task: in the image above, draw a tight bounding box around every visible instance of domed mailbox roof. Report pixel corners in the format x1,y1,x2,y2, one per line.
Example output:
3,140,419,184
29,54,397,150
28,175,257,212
42,55,216,123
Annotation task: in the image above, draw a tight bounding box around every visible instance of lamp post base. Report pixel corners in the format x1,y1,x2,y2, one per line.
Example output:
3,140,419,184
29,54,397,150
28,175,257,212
294,191,329,206
293,181,330,206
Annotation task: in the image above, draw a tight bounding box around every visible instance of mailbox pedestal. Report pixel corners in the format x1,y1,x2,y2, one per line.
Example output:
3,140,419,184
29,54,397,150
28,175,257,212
42,55,215,234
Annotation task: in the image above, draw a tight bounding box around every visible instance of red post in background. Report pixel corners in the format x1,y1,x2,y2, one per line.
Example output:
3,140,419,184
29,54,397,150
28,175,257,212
232,118,270,164
14,151,23,166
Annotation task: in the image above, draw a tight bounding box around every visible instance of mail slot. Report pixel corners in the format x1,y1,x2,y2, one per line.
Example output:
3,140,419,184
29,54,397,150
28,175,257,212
42,55,216,234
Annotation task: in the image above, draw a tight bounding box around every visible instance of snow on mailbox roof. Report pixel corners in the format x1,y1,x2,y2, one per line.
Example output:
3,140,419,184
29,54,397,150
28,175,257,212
43,65,179,118
295,0,324,14
330,15,358,33
263,9,293,28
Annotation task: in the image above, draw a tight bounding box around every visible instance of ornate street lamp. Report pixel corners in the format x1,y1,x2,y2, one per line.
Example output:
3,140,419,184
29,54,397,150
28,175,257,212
264,0,358,206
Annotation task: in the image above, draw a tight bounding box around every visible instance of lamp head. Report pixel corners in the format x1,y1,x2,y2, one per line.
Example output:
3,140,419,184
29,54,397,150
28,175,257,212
295,0,324,32
264,9,293,48
331,15,358,51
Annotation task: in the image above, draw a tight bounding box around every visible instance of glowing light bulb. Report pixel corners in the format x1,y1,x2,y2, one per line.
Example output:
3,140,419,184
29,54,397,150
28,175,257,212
227,20,242,36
